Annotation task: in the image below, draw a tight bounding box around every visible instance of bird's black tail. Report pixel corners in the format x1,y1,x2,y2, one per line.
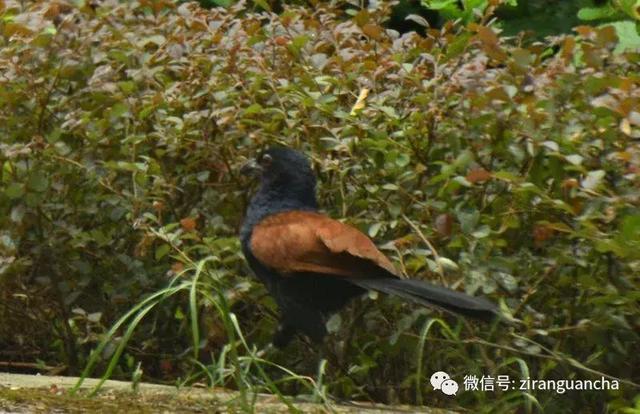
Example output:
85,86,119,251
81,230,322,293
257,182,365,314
351,277,499,322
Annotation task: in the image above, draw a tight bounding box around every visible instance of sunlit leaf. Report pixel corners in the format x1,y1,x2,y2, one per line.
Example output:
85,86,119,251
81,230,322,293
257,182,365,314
581,170,606,190
350,88,369,115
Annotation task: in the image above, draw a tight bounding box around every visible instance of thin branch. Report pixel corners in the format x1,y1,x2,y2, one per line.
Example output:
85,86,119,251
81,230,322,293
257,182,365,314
0,361,66,376
401,214,444,278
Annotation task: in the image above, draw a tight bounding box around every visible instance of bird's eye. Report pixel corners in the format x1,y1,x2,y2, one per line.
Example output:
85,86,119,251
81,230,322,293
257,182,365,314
259,153,273,167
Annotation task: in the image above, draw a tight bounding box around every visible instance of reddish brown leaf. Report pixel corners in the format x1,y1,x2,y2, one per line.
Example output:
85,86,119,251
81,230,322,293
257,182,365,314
533,224,554,246
475,25,499,46
159,359,174,376
560,36,576,63
180,217,197,231
152,201,165,212
434,214,453,237
574,26,595,38
391,234,415,248
274,36,288,46
171,262,184,274
472,25,507,61
466,168,492,183
44,4,60,18
595,25,617,49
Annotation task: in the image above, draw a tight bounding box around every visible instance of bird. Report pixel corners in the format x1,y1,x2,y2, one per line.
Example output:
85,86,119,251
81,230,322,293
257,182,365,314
240,147,499,348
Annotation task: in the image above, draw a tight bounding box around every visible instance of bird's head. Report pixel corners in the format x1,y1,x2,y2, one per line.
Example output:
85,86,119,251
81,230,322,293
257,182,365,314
241,147,317,205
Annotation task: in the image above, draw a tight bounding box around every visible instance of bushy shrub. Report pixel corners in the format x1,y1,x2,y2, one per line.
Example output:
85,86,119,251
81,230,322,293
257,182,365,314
1,0,638,411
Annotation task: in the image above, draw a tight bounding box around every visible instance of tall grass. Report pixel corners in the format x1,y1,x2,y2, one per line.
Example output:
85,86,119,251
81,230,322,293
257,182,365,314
69,229,333,412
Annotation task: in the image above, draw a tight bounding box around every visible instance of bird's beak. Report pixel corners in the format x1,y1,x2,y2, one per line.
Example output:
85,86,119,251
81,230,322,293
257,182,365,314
240,159,263,177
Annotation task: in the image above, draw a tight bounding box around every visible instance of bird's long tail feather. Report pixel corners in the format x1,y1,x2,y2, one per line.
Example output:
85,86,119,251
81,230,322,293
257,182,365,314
351,278,499,322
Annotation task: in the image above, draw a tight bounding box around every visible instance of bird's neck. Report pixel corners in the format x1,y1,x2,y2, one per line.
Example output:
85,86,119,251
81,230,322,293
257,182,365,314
240,183,318,243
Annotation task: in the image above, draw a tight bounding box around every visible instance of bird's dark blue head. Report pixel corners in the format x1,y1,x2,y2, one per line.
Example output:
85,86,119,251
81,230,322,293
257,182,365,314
240,147,318,240
242,147,316,190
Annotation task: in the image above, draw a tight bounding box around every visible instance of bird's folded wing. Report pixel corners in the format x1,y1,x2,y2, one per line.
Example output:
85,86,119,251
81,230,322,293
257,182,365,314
250,211,399,278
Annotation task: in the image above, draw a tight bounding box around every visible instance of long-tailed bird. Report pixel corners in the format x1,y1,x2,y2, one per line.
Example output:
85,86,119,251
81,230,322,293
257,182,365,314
240,147,499,347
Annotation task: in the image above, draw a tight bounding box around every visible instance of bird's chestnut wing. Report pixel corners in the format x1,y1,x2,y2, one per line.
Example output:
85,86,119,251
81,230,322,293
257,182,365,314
249,211,399,278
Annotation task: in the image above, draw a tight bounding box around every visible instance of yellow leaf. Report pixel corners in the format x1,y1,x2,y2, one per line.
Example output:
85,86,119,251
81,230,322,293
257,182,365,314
620,118,632,136
350,88,369,116
362,24,382,40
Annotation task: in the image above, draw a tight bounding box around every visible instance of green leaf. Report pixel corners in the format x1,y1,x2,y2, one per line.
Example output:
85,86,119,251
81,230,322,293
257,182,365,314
378,106,398,119
5,183,25,199
243,103,263,116
118,81,136,94
155,244,170,260
436,257,459,271
290,35,310,53
138,105,156,120
395,153,411,167
110,102,130,119
581,170,605,190
472,225,491,239
444,32,472,61
368,222,383,238
457,209,479,234
137,35,166,47
28,172,49,192
252,0,271,11
422,0,460,11
620,214,640,242
577,6,618,21
492,171,520,182
594,238,627,257
615,0,640,20
326,314,342,333
609,21,640,53
566,154,584,165
196,171,210,182
453,176,473,187
10,205,25,222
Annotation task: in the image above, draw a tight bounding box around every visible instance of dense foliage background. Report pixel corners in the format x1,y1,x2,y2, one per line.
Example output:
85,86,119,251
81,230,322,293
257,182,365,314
1,0,639,412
